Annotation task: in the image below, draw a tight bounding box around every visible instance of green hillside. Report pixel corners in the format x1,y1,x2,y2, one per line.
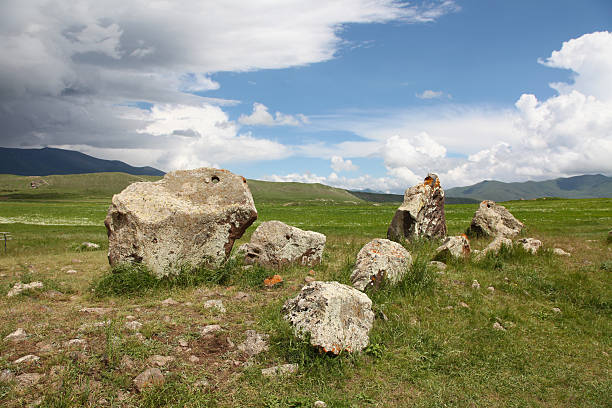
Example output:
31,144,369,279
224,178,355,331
446,174,612,201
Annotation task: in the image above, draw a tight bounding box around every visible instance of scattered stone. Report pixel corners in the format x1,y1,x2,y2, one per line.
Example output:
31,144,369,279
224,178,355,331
37,342,54,353
517,238,542,254
240,221,326,268
147,355,175,367
458,301,470,308
478,236,513,259
0,369,15,383
472,280,481,289
238,330,269,357
44,290,65,299
82,242,100,249
467,200,523,238
105,168,258,277
263,274,283,287
487,286,495,292
79,307,113,315
125,321,143,331
133,368,164,392
387,173,447,242
493,322,506,331
445,305,454,310
194,379,209,388
4,327,27,342
434,235,470,260
552,307,561,313
120,355,135,370
161,298,179,306
226,337,235,349
234,291,250,300
78,321,110,331
66,269,78,274
283,281,375,354
304,276,316,283
314,401,328,408
203,299,226,313
200,324,222,336
428,261,447,271
7,281,43,297
189,355,200,363
261,363,298,377
16,372,43,387
126,315,136,321
178,338,189,347
64,338,86,347
553,248,571,257
350,238,413,291
14,354,40,364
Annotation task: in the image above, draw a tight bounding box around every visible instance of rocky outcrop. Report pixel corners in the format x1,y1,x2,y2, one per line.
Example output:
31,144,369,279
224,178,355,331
434,235,471,260
105,168,257,277
467,200,523,238
239,221,325,268
350,239,412,291
517,238,542,254
387,174,446,242
282,281,374,354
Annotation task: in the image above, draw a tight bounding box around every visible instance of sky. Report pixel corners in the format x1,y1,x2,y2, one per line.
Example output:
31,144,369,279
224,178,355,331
1,0,611,192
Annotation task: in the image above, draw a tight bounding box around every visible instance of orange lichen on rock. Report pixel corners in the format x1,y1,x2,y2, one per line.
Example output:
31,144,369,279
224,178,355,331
264,274,283,287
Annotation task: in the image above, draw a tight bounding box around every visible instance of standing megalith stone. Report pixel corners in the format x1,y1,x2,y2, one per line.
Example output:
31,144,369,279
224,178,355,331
282,281,374,354
387,174,446,242
350,239,412,291
467,200,523,238
105,168,257,277
239,221,325,268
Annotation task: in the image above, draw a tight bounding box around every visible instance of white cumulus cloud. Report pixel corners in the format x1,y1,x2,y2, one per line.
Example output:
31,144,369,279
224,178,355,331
238,103,308,126
416,90,451,99
330,156,358,172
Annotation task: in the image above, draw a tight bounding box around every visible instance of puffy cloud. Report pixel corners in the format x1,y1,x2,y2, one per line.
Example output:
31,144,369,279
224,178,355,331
416,90,451,99
238,103,308,126
330,156,358,172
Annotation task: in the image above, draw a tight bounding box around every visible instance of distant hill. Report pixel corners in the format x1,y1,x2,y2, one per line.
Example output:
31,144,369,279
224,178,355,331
349,190,479,205
446,174,612,201
0,147,164,176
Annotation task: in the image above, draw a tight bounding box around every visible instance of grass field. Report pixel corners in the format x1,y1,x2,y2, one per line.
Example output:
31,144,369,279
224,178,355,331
0,176,610,407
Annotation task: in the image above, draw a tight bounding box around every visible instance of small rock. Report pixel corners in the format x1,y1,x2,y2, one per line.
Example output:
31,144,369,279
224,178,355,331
189,355,200,363
14,354,40,364
200,324,222,336
0,369,15,382
435,235,471,259
304,276,316,283
44,290,65,299
472,280,481,289
238,330,269,357
161,298,179,306
493,322,506,331
78,321,109,331
82,242,100,249
4,327,27,342
261,363,298,377
120,355,135,370
37,342,54,353
552,307,561,313
445,305,454,310
124,321,143,331
234,291,250,300
203,299,226,313
64,338,86,347
517,238,543,254
126,315,136,321
117,390,130,401
553,248,571,256
16,372,44,387
194,379,209,388
314,401,328,408
79,307,113,315
428,261,447,271
66,269,78,274
487,286,495,292
147,355,175,367
179,338,189,347
458,301,469,308
264,274,283,287
7,281,44,297
133,368,164,392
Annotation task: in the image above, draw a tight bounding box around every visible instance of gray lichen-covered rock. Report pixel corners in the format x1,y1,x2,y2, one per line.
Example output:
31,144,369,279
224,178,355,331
434,235,471,260
467,200,523,238
239,221,325,268
350,239,412,291
387,174,446,242
476,236,513,260
553,248,571,256
282,281,374,354
105,168,257,277
517,238,542,254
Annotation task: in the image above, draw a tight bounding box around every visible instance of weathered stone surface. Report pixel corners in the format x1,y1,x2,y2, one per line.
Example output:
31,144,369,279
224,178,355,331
105,168,257,277
14,354,40,364
240,221,325,268
517,238,542,254
16,372,43,387
7,281,43,297
133,368,164,392
476,236,513,260
0,369,15,383
387,174,446,242
82,242,100,249
350,239,413,291
4,328,27,342
203,299,226,313
434,235,471,259
282,281,374,354
147,355,175,367
238,330,269,357
553,248,571,256
200,324,222,336
467,200,523,238
261,363,298,377
428,261,447,271
124,321,143,331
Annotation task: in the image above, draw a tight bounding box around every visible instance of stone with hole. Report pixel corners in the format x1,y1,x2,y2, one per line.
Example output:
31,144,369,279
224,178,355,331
105,168,257,277
350,238,412,291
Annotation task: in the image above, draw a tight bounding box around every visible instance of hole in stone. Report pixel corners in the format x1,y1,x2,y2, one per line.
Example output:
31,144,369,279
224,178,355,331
211,175,220,184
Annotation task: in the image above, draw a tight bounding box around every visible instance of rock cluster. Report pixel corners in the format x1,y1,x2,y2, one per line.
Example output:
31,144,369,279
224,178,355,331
105,168,257,277
282,281,374,354
239,221,325,268
387,174,447,242
467,200,523,238
517,238,542,254
350,238,412,291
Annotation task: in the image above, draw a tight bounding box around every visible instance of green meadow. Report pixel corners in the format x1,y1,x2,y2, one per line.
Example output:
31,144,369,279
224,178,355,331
0,173,610,407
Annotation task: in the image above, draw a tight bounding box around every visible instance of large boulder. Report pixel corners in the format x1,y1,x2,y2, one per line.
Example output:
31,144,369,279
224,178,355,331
350,239,412,291
239,221,325,268
387,174,446,242
105,168,257,277
434,235,471,260
467,200,523,238
282,281,374,354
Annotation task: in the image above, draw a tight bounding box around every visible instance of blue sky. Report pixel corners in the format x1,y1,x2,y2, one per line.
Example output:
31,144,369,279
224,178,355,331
1,0,611,191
